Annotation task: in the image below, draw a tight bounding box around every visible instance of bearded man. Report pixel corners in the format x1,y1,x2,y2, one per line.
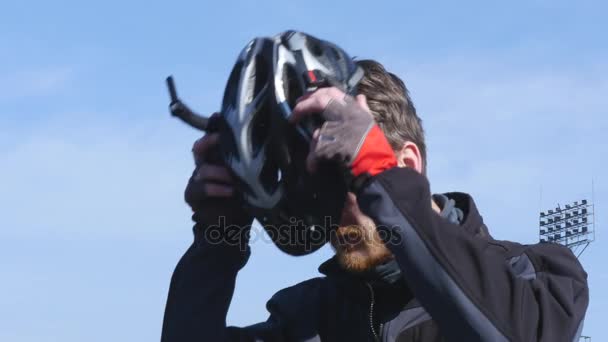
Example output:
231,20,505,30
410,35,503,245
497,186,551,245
161,60,589,342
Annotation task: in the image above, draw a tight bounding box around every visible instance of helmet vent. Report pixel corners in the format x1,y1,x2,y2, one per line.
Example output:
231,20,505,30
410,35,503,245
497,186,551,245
259,149,280,194
250,99,271,156
307,38,324,57
283,64,303,110
332,47,342,60
252,54,269,101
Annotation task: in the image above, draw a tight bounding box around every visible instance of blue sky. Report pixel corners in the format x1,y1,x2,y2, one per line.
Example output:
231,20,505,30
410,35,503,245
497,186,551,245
1,0,606,340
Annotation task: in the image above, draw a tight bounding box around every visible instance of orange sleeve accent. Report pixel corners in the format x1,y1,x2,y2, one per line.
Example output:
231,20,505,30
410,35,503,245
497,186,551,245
351,125,397,177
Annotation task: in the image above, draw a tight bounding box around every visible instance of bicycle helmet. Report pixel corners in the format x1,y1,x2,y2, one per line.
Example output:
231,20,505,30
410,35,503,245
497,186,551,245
172,31,364,255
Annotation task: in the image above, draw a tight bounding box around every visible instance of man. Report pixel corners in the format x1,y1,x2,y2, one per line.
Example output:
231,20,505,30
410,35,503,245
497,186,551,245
161,60,589,341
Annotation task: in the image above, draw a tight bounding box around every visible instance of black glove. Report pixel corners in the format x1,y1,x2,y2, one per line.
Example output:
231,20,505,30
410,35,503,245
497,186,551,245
185,129,253,244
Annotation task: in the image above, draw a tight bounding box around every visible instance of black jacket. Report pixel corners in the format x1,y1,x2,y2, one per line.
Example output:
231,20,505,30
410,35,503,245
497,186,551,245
161,167,589,341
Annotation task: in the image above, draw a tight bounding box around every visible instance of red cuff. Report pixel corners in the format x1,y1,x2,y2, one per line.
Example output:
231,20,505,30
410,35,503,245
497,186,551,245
351,125,397,177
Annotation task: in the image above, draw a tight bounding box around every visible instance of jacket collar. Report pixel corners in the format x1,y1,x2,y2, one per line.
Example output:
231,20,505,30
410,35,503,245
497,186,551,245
442,192,491,238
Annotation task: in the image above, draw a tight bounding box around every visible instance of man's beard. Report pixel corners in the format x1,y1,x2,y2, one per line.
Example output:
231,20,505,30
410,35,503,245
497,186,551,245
330,224,393,273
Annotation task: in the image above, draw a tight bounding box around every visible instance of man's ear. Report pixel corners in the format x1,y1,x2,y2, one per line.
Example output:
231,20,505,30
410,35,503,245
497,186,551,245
355,94,371,112
396,141,423,173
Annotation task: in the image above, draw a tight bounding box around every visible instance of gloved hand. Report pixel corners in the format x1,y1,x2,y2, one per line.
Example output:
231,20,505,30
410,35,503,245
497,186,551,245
290,87,397,189
185,115,253,233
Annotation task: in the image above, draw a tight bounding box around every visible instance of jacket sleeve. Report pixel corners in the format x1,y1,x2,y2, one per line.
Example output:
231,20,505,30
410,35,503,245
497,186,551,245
160,217,288,342
356,167,589,342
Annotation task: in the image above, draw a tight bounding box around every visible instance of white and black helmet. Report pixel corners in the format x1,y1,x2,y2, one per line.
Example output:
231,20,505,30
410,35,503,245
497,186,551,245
181,31,364,255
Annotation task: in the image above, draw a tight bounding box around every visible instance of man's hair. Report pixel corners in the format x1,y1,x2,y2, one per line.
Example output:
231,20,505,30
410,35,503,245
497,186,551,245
355,59,427,174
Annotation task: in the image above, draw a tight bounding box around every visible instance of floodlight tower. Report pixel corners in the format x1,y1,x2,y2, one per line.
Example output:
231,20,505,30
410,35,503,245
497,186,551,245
538,198,595,258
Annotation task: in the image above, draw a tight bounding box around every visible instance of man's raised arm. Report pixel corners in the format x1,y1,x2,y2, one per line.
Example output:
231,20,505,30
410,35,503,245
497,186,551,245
161,132,254,341
358,167,589,341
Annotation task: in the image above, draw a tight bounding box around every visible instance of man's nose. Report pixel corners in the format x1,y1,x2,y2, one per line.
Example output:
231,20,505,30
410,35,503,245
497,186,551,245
343,192,357,210
340,192,359,224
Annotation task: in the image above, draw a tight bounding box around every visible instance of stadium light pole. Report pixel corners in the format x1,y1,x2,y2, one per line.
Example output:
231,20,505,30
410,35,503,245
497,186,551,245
538,198,595,258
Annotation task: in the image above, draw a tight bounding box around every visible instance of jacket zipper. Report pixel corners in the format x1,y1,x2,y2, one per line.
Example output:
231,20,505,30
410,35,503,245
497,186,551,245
366,282,384,342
